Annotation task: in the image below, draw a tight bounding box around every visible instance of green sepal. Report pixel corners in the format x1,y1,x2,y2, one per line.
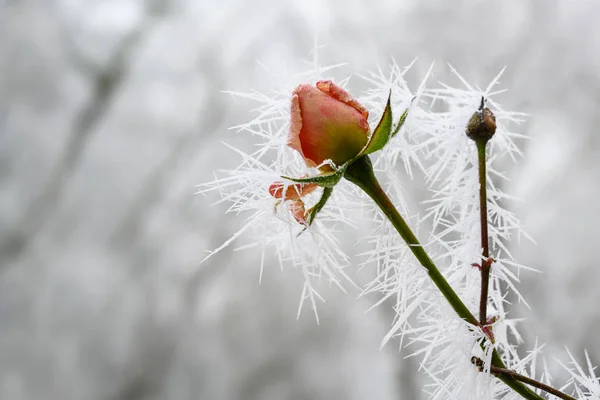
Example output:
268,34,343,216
282,162,349,188
359,91,393,156
391,107,409,138
306,187,333,226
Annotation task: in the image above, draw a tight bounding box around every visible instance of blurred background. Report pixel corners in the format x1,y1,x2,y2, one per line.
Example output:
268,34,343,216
1,1,600,399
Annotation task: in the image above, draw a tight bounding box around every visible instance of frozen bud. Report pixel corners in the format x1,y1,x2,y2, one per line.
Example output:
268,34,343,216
288,80,371,169
466,107,496,142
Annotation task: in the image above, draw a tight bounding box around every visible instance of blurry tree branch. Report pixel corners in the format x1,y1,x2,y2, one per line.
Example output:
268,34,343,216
0,5,153,264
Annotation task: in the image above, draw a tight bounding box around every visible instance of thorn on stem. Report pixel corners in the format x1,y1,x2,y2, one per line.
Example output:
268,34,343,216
474,257,495,270
482,257,496,269
482,324,496,342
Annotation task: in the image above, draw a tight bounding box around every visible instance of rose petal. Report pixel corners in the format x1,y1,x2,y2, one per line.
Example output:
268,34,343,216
269,181,318,200
289,199,307,225
293,83,370,166
287,93,308,161
316,80,369,119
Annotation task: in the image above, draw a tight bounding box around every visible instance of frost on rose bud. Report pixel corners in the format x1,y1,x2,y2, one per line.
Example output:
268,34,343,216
288,198,308,225
289,80,371,169
268,181,318,200
275,80,400,226
268,181,318,225
466,97,497,142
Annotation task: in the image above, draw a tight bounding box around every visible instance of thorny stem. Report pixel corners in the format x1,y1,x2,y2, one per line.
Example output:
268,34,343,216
473,358,577,400
344,156,545,400
477,139,492,326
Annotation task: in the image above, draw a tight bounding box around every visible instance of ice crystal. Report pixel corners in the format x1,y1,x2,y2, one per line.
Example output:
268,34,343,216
198,45,366,320
561,350,600,399
414,66,533,396
356,62,553,398
200,44,599,399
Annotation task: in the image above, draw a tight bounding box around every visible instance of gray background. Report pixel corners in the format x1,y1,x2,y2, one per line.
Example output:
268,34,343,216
1,1,599,399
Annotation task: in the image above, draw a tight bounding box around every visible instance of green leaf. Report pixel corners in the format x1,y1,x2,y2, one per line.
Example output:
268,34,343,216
391,107,409,137
392,96,415,137
306,187,333,226
359,91,393,156
282,162,349,188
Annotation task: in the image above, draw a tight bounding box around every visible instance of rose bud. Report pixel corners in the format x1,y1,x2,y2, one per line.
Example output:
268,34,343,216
288,80,371,169
466,98,496,142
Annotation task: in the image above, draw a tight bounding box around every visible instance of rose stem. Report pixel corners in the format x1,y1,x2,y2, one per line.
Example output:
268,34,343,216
344,155,544,400
472,357,577,400
477,138,491,326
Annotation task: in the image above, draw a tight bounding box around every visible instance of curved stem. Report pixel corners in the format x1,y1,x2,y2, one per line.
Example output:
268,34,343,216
494,367,576,400
472,358,577,400
491,350,548,400
344,156,545,400
477,139,491,326
345,156,478,326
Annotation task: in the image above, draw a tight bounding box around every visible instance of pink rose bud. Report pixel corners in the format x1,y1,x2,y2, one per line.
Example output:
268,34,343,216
288,80,371,169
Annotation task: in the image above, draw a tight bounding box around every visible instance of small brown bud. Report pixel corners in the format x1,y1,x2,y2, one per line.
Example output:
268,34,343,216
466,107,496,142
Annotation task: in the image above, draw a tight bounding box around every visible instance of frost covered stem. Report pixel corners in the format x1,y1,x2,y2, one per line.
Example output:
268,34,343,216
345,156,479,325
494,368,577,400
473,358,577,400
345,156,544,400
477,139,492,326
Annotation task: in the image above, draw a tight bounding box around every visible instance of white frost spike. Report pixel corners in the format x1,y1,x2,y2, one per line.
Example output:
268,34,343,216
420,66,532,334
198,44,373,319
559,349,600,399
358,60,546,399
358,60,434,179
199,43,582,398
